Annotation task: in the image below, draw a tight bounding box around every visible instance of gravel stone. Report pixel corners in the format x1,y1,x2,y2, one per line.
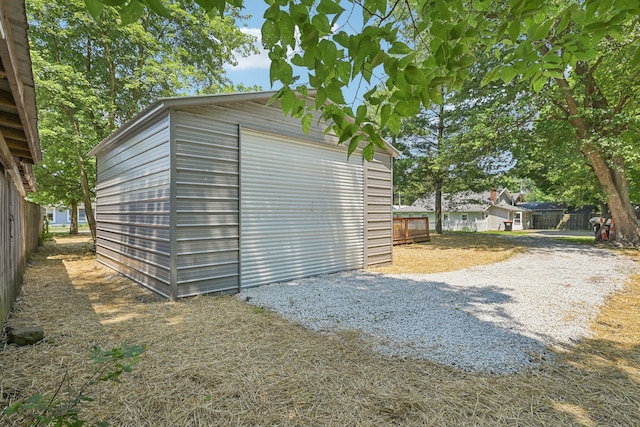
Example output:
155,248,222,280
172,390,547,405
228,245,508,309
239,239,638,374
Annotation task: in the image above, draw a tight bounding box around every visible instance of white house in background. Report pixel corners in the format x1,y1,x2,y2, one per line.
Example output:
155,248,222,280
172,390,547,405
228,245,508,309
394,189,532,231
45,205,92,227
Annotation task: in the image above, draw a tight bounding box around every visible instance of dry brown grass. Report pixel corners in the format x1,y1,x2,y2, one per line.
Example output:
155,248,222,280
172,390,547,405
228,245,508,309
371,232,522,274
1,234,639,426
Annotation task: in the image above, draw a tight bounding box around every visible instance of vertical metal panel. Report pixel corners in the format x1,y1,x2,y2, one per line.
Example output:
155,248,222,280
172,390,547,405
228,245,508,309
365,152,393,266
173,111,240,296
169,109,177,300
94,116,172,297
240,130,364,288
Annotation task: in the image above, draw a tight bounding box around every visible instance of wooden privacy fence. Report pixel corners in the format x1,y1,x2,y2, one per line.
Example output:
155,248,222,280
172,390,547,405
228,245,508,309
532,213,591,230
393,217,430,245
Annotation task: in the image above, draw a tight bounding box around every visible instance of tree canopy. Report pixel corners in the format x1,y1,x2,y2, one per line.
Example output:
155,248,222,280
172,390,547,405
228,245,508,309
28,0,257,239
87,0,640,243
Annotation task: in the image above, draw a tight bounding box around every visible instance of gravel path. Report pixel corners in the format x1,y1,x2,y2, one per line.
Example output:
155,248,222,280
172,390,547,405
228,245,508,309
239,238,638,373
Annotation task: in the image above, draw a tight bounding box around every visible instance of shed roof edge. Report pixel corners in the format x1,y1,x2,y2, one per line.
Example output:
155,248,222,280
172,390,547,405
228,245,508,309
89,90,399,158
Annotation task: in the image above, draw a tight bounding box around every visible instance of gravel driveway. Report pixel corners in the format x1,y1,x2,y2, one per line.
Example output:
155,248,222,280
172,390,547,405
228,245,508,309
239,237,638,373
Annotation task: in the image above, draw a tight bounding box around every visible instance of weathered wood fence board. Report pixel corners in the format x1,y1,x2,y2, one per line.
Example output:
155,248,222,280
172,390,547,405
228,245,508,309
1,172,42,326
532,213,591,230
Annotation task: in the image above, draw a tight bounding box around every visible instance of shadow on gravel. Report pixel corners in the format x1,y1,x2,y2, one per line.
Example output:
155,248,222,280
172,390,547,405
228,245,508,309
242,272,552,374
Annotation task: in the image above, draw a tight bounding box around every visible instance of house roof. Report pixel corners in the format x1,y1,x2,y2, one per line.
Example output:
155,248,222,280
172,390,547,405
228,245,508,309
411,190,493,212
0,0,41,193
517,202,565,211
89,90,400,158
487,203,531,213
411,189,531,213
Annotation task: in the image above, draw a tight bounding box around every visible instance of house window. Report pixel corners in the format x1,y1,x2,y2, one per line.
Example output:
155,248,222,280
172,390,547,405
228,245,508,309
46,208,55,223
461,214,468,221
514,212,522,225
443,214,448,221
79,208,87,222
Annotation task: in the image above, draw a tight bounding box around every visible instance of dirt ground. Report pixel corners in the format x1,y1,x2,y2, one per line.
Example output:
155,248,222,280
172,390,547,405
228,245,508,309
1,234,639,426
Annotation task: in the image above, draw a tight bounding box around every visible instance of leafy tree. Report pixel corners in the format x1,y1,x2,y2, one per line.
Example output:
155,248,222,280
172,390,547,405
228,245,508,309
28,0,257,240
89,0,640,244
510,113,607,208
394,54,528,232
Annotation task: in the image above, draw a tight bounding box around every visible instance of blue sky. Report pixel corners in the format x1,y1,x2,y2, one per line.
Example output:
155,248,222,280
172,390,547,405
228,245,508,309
224,3,271,90
224,2,368,103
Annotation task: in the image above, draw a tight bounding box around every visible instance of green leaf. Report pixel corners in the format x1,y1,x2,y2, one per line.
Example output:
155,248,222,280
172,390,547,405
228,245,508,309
532,76,546,92
279,11,296,47
319,39,338,66
315,87,327,107
403,65,425,86
387,113,402,134
532,19,554,40
395,99,421,116
347,135,362,157
333,31,349,48
100,0,128,5
429,87,443,105
380,103,391,127
142,0,171,18
501,66,517,83
508,20,521,42
317,0,345,15
119,0,145,26
84,0,105,20
632,46,640,67
388,41,412,55
356,104,367,123
326,83,346,104
362,143,375,161
262,19,281,47
301,113,313,134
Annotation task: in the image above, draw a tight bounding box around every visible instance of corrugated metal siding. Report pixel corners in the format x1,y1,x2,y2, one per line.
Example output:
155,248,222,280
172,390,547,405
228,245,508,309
182,100,340,148
240,130,364,288
365,152,393,266
173,111,240,296
94,117,172,297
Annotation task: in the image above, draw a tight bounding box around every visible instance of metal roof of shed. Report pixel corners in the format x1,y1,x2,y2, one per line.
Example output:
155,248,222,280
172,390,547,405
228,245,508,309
90,90,400,158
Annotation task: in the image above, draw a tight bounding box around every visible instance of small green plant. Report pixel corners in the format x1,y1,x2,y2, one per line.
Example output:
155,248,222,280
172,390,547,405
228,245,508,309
253,306,266,314
2,343,145,426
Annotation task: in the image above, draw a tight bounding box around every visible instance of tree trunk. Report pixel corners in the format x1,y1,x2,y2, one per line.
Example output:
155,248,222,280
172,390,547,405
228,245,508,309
585,147,640,245
69,200,78,235
435,177,443,234
555,74,640,246
78,161,97,242
435,99,445,235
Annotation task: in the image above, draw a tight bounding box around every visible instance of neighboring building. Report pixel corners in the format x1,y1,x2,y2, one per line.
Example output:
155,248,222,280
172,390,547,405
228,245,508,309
89,91,398,299
1,1,42,325
45,205,92,227
396,189,531,232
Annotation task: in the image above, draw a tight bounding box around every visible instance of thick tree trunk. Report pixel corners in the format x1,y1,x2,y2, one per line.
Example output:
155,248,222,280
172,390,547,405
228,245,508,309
585,148,640,245
555,73,640,246
69,200,78,235
435,177,443,234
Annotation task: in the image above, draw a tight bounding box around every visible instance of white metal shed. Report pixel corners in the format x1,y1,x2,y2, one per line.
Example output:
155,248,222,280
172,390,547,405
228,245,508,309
89,91,397,299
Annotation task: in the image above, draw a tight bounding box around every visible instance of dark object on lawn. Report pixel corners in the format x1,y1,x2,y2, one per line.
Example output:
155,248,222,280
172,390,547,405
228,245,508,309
590,217,615,242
